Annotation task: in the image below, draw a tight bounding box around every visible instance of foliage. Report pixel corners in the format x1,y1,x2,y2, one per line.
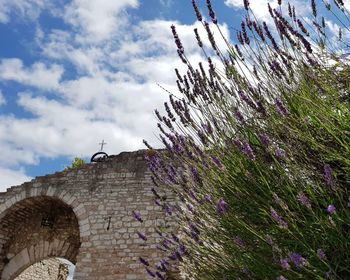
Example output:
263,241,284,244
65,157,86,169
135,0,350,279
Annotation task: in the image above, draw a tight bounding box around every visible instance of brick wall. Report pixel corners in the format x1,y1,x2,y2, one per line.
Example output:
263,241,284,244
0,150,173,279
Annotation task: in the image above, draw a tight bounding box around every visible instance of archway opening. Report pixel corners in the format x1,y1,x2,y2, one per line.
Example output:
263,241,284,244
14,257,75,280
0,196,80,280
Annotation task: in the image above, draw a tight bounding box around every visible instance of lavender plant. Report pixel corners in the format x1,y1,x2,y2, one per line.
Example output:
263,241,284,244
138,0,350,279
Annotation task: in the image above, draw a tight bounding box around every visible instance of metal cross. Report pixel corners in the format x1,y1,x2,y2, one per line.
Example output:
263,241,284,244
99,140,107,151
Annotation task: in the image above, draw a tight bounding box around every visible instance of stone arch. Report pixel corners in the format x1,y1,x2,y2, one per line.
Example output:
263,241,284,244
0,186,90,238
16,257,72,280
2,240,76,280
0,188,88,280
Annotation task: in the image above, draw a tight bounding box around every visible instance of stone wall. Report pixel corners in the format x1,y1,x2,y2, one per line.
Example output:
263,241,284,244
0,150,173,279
16,258,69,280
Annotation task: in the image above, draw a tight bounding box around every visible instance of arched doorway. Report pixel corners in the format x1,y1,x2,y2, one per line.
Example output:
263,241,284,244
0,196,80,280
15,257,74,280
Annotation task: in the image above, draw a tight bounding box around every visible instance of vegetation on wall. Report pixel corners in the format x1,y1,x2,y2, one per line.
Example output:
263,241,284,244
65,157,86,170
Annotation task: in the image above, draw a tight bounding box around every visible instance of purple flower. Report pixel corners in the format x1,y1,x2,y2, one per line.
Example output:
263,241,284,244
137,231,147,241
217,198,228,215
179,244,186,255
192,0,203,21
324,164,333,187
156,271,165,280
259,133,270,147
297,192,311,209
275,147,286,158
233,138,243,149
155,199,162,207
243,0,249,10
160,259,169,267
151,187,161,199
311,0,317,17
317,249,326,260
186,203,194,212
270,208,288,229
205,194,213,203
211,156,223,168
191,231,203,244
172,233,180,243
139,257,149,266
280,258,290,270
327,204,336,214
164,204,173,216
276,276,288,280
191,167,201,185
155,228,163,236
190,222,200,235
233,236,245,249
235,110,244,123
146,268,156,277
156,262,167,272
242,142,256,160
275,98,289,116
133,211,143,223
289,252,307,268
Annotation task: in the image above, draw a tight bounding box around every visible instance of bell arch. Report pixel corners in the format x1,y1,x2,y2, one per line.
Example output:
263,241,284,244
0,192,84,280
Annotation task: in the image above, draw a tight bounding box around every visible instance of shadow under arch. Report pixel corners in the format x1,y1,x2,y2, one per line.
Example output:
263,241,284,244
0,195,82,280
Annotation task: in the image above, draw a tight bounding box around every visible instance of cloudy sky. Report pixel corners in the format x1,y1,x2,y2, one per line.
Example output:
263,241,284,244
0,0,348,191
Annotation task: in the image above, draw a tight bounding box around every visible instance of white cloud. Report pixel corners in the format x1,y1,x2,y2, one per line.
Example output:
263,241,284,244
224,0,309,21
0,0,237,189
325,19,350,42
0,167,31,192
0,0,49,23
0,16,232,169
0,90,6,106
345,0,350,10
224,0,245,9
0,59,64,90
63,0,139,42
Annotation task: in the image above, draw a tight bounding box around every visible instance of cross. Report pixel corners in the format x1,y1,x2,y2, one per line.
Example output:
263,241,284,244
99,140,107,151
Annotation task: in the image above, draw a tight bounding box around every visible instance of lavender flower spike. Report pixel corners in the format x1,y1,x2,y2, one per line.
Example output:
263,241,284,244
324,164,333,187
259,133,270,147
289,252,307,268
280,258,290,270
275,98,289,116
243,0,249,10
297,192,311,209
275,147,286,158
146,268,156,277
137,231,147,241
242,142,256,160
139,257,149,266
217,198,228,215
327,204,336,214
317,249,326,260
270,207,288,229
133,210,143,223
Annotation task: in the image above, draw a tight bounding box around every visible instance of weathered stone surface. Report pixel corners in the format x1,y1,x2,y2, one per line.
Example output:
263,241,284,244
16,258,69,280
0,150,171,279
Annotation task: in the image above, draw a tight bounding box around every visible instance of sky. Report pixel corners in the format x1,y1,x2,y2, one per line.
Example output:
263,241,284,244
0,0,349,191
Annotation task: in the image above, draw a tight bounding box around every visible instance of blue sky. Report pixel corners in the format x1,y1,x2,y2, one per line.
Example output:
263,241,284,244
0,0,348,191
